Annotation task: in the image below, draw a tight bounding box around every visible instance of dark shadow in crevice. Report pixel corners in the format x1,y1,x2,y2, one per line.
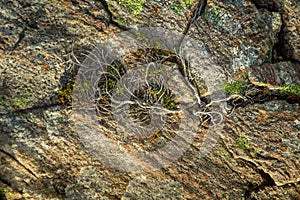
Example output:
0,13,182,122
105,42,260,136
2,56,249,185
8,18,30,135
98,0,130,30
250,0,281,12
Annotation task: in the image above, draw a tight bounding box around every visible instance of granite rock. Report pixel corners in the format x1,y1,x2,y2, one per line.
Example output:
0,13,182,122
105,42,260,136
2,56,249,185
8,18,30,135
0,0,300,199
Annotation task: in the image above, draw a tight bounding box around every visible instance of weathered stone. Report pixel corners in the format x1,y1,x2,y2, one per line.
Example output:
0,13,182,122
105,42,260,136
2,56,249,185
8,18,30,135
106,0,196,31
0,0,300,199
0,0,118,113
187,0,282,74
1,99,299,199
249,61,300,88
252,0,300,62
121,176,183,200
224,101,300,188
0,107,130,199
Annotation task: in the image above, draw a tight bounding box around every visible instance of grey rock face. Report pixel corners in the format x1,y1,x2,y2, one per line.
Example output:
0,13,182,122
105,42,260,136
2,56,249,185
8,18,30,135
121,176,183,200
188,0,282,74
249,61,300,88
105,0,195,31
0,0,299,199
252,0,300,62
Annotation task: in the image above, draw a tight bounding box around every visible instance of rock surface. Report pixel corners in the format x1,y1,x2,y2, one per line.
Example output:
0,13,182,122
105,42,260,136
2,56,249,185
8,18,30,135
249,61,300,88
105,0,196,31
188,0,282,74
252,0,300,62
0,0,300,200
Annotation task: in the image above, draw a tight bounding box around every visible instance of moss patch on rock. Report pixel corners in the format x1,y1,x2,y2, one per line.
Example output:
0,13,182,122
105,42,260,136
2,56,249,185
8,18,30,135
203,6,222,25
279,84,300,98
11,90,30,109
119,0,146,16
171,0,195,14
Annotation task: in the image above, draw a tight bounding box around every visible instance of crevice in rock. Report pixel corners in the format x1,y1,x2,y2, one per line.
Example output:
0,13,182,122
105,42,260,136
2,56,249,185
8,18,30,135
238,158,276,199
221,86,300,112
272,19,300,64
11,28,26,51
250,0,281,12
250,1,299,65
183,0,207,35
249,0,299,65
0,102,63,117
98,0,130,30
0,150,37,178
0,177,12,189
244,168,276,199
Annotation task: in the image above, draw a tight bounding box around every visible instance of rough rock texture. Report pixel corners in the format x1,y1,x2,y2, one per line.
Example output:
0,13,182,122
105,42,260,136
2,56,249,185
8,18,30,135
252,0,300,62
0,0,300,200
0,0,119,114
105,0,196,31
1,101,299,199
249,61,300,88
188,0,282,74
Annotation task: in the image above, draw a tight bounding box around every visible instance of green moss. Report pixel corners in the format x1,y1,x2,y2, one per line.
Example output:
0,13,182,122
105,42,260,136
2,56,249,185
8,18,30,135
119,0,146,16
223,72,249,95
0,187,20,199
203,6,221,25
161,93,178,110
235,134,257,156
171,2,182,14
114,17,130,26
142,85,179,111
105,63,126,92
107,63,126,78
180,0,195,9
220,147,232,161
0,97,4,105
171,0,195,14
11,91,30,109
279,84,300,98
235,134,252,156
224,80,247,95
0,187,6,200
0,187,6,193
235,135,250,152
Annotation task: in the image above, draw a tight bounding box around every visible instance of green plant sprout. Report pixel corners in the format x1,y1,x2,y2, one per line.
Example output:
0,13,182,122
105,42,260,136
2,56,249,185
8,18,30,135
115,17,130,27
235,134,251,155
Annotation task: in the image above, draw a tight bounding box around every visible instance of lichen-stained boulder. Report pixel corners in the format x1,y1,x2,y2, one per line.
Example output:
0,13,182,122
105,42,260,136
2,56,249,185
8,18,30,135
187,0,282,74
0,0,118,113
224,100,300,187
105,0,197,31
1,101,299,199
0,107,131,199
1,0,300,199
